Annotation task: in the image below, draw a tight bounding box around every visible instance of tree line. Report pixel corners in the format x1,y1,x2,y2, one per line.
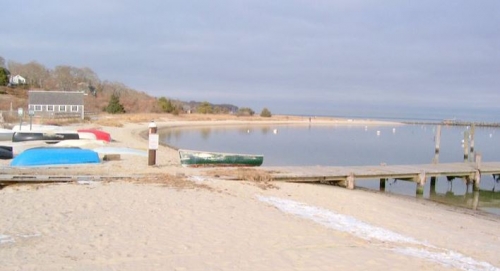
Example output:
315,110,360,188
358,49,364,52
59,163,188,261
0,56,272,117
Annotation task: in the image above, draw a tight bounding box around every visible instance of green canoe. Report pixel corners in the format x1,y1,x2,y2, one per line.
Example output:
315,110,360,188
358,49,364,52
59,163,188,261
179,149,264,167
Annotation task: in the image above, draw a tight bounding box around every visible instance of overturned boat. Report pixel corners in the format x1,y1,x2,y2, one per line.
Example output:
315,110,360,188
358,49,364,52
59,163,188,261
179,149,264,167
12,131,79,143
0,146,13,160
10,147,100,166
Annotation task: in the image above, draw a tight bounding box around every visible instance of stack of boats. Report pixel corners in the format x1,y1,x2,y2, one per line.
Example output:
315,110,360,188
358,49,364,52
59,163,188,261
2,124,265,168
0,125,111,166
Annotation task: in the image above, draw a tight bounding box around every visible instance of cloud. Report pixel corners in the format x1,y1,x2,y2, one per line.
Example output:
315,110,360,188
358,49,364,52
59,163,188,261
2,0,499,120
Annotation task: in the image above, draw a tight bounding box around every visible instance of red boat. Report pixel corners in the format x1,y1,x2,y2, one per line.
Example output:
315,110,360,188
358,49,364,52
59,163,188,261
77,129,111,142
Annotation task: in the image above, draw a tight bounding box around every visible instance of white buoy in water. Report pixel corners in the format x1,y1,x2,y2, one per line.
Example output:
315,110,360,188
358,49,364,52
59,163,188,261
376,130,381,136
273,129,278,134
392,128,396,134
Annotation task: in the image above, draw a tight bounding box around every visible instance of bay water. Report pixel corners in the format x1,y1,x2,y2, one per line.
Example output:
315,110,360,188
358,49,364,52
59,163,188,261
159,122,500,216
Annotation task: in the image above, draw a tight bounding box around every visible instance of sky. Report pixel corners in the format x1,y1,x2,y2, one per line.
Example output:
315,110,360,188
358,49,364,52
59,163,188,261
2,0,499,121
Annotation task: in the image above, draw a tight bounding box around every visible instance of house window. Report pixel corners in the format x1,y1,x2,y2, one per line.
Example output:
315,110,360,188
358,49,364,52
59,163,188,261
47,105,54,111
34,105,42,111
71,105,79,112
59,105,66,112
29,105,34,111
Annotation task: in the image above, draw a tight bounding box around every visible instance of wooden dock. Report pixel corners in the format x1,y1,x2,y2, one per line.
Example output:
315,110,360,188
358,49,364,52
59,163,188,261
263,161,500,194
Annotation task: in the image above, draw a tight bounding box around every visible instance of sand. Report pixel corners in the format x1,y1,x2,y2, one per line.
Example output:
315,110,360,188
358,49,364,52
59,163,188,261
1,114,499,270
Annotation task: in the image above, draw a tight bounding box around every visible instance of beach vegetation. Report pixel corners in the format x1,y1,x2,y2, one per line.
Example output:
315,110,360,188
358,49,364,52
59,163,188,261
260,108,272,117
105,92,126,114
237,107,255,116
213,105,230,114
158,97,182,115
0,56,254,116
196,101,213,114
158,97,175,113
0,67,10,86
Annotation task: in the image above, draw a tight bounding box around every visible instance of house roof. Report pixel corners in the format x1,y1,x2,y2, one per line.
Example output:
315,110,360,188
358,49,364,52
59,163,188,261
28,91,85,105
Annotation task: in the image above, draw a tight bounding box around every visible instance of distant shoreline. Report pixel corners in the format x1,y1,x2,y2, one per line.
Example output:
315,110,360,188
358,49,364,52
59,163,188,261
402,120,500,127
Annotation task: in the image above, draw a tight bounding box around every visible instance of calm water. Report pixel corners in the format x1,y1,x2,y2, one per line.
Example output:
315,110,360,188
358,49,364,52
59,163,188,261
160,123,500,216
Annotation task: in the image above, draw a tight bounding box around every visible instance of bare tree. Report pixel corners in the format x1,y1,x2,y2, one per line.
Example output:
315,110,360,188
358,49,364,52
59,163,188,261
74,67,100,94
24,61,50,88
5,60,50,88
7,60,22,75
53,65,101,91
53,65,76,90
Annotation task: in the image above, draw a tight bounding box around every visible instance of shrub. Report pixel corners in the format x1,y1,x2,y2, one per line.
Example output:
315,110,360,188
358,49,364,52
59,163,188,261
105,93,126,114
237,107,255,116
260,108,272,117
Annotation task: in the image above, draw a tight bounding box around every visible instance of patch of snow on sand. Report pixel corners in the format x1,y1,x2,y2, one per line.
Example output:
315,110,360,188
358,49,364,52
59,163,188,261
257,195,422,244
0,234,14,244
257,196,499,271
188,176,206,184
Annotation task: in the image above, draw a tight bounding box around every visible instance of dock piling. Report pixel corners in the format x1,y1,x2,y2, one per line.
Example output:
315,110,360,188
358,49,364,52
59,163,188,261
265,161,500,194
473,153,482,191
463,131,469,162
416,171,426,195
430,176,437,194
470,124,475,157
472,191,479,210
346,173,355,190
379,178,386,191
433,125,441,164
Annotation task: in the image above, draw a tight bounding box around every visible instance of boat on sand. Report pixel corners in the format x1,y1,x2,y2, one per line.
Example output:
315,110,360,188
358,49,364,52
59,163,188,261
178,149,264,167
0,128,14,141
10,147,100,166
12,131,79,143
0,146,13,160
11,124,65,132
77,129,111,142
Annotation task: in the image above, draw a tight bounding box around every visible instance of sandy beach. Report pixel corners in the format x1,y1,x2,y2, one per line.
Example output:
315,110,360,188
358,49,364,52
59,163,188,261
1,114,499,271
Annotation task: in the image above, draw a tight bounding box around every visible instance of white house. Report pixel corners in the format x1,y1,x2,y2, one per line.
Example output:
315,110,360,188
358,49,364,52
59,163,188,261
9,75,26,85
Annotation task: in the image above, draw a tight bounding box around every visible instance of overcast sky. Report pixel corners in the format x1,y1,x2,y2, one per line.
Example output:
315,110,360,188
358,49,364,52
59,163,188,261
2,1,499,120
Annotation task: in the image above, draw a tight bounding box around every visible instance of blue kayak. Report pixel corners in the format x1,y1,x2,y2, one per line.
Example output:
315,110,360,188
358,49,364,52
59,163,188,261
10,147,100,166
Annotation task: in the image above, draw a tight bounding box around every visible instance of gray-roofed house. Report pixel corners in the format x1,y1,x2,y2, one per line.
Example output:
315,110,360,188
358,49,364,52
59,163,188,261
28,90,85,119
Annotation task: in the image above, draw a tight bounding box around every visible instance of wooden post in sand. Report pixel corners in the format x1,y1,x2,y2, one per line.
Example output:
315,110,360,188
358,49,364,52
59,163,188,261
148,121,158,166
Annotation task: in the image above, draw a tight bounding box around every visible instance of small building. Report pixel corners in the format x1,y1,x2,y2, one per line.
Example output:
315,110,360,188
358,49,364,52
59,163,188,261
28,90,85,119
9,75,26,85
